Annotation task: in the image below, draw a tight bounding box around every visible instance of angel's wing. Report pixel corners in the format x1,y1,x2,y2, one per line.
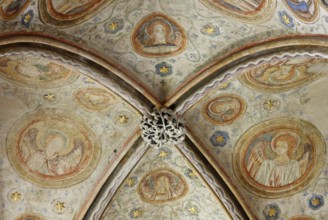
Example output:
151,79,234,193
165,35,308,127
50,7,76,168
246,141,268,178
20,127,39,162
51,139,84,175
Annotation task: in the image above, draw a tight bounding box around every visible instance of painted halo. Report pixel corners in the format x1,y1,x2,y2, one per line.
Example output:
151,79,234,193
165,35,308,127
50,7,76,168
202,94,246,125
200,0,276,23
233,117,325,198
138,168,188,203
6,109,101,188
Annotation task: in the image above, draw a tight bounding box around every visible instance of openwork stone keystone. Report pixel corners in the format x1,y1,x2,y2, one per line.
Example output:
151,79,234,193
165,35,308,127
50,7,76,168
140,109,185,147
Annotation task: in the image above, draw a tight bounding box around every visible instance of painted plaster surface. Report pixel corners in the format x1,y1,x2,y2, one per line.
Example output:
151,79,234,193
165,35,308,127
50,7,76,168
101,143,231,220
2,1,328,102
183,53,328,219
0,50,141,219
1,0,328,219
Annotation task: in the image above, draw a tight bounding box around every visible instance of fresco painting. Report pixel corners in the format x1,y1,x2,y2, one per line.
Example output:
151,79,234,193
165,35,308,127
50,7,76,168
15,213,46,220
288,216,314,220
200,0,276,22
39,0,114,27
138,169,188,203
6,109,101,188
0,0,31,20
102,145,231,219
283,0,318,23
239,56,327,92
321,0,328,9
202,94,246,125
74,87,115,112
233,118,325,198
0,56,79,88
132,13,187,57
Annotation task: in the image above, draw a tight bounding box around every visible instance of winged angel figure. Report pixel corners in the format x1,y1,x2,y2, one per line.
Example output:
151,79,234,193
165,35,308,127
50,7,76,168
19,128,84,176
246,131,310,187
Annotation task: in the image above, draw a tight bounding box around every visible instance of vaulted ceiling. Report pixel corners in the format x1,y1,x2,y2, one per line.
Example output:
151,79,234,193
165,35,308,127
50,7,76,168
1,1,328,220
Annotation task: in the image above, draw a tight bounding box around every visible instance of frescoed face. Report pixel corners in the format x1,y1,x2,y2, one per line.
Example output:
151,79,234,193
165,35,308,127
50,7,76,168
150,23,167,45
274,141,289,156
44,132,67,157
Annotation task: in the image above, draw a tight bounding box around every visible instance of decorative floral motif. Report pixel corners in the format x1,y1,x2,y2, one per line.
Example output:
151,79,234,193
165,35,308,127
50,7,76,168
104,18,124,34
20,10,34,28
140,109,185,147
309,194,324,210
157,147,172,158
9,191,22,202
201,24,220,37
55,201,65,211
187,206,199,215
155,62,173,77
210,131,229,147
279,11,294,29
125,177,137,187
263,203,281,220
184,168,197,179
129,208,143,218
262,99,280,112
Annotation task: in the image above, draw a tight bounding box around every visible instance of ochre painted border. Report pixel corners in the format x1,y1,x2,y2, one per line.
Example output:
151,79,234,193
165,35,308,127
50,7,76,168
39,0,114,28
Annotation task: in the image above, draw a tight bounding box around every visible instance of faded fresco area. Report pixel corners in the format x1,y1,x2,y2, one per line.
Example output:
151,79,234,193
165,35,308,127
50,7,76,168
39,0,114,27
132,12,187,57
0,50,141,219
101,143,230,219
184,53,328,219
1,0,328,219
2,1,328,102
200,0,276,22
0,0,31,20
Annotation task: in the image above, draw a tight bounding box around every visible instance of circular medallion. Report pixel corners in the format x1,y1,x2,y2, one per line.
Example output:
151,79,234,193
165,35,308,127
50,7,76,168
131,12,187,57
200,0,276,23
6,109,101,188
233,118,325,198
202,94,246,125
0,55,79,88
74,87,115,112
15,213,45,220
138,169,188,203
239,55,326,92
